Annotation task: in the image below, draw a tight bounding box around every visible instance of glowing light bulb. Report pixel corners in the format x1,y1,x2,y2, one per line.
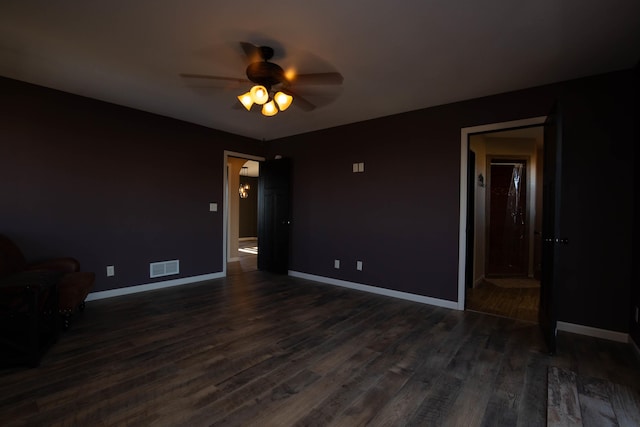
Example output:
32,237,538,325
262,100,278,116
285,68,296,82
237,92,253,111
274,91,293,111
250,85,269,105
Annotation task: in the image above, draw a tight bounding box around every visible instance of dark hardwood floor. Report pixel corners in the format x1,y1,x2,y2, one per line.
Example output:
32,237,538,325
1,271,639,426
466,277,540,323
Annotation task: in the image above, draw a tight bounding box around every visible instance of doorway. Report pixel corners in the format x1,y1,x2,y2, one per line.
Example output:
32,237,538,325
458,118,545,323
223,151,264,276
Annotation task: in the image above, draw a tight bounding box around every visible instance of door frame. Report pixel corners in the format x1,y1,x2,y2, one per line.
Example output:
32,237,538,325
457,117,546,310
223,150,265,277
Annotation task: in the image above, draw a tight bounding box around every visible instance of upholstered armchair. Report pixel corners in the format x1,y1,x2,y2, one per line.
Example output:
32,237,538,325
0,234,80,276
0,269,62,367
0,234,95,354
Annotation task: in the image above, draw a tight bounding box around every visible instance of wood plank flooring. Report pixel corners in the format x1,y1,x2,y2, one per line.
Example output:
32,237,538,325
548,366,640,426
466,278,540,323
1,271,639,426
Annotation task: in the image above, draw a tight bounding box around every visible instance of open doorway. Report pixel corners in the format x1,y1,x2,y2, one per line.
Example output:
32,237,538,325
235,159,259,275
224,152,263,276
463,125,544,322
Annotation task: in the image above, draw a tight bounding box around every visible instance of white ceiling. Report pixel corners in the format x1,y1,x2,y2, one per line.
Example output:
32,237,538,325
241,160,260,177
1,1,639,141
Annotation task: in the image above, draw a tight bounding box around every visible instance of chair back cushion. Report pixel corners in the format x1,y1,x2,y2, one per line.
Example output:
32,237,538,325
0,235,27,278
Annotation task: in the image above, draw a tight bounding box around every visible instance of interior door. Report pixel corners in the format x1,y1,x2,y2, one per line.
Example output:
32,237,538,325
257,158,291,274
487,159,528,276
539,105,562,355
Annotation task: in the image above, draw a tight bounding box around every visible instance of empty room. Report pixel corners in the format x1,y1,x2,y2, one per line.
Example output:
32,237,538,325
1,1,640,425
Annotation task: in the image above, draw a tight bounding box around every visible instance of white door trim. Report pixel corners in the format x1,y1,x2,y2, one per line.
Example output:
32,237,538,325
458,117,547,310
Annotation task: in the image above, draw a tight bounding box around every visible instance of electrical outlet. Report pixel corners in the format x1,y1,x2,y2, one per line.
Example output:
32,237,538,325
356,261,363,271
334,259,340,269
106,265,115,277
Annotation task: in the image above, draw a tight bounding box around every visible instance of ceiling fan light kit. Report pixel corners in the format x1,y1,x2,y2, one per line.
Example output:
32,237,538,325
238,85,288,116
183,42,343,117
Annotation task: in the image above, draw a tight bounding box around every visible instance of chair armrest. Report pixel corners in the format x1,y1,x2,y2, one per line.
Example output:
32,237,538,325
26,257,80,273
58,272,95,312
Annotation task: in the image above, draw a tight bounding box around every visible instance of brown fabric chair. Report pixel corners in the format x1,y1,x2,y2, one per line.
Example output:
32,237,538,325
0,234,80,276
57,271,95,329
0,270,62,367
0,234,95,330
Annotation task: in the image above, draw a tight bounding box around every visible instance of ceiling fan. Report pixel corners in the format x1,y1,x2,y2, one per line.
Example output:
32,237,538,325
180,42,343,116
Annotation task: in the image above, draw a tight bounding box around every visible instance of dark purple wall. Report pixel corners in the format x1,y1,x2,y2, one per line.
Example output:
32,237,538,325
2,68,637,334
269,70,637,333
269,86,557,302
0,77,263,292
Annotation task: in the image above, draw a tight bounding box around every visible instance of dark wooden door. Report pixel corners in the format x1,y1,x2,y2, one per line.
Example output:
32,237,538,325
258,158,291,274
487,160,528,276
465,150,476,288
540,105,563,355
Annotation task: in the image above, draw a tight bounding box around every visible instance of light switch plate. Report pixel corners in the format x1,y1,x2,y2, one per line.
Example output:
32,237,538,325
209,203,218,212
334,259,340,269
352,163,359,173
356,261,363,271
358,162,365,172
106,265,115,277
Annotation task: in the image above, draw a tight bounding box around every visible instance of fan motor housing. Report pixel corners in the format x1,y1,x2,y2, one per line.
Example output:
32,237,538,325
246,61,286,87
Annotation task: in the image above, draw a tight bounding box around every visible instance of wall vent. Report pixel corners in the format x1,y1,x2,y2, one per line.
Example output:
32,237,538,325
150,260,180,278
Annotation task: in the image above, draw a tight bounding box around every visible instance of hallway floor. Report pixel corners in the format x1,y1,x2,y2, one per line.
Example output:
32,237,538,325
466,277,540,323
228,238,257,276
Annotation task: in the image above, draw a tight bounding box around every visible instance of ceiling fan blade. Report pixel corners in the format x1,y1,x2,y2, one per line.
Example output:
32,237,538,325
289,72,344,85
282,88,316,112
239,42,262,63
180,73,249,84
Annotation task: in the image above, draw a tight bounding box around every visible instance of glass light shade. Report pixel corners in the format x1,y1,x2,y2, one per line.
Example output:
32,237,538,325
262,100,278,116
239,185,248,198
274,91,293,111
237,92,253,111
250,85,269,105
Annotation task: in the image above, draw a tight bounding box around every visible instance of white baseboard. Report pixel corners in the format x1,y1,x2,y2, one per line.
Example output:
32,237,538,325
86,272,225,301
557,321,629,343
288,271,459,310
